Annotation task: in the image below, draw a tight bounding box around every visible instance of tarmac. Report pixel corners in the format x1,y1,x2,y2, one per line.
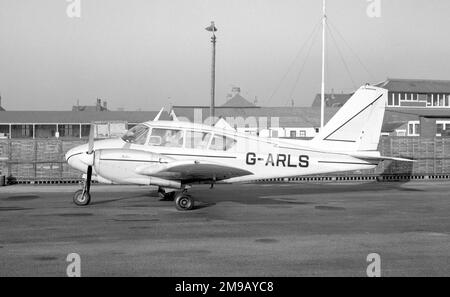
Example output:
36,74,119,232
0,181,449,276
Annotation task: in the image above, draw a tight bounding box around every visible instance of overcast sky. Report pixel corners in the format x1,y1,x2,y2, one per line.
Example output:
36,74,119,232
0,0,449,111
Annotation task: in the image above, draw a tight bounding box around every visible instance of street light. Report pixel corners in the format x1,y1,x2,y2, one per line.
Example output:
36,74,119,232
205,21,217,120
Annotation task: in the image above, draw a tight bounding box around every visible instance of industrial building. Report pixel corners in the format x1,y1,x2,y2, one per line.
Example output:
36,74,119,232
0,78,449,140
1,79,450,182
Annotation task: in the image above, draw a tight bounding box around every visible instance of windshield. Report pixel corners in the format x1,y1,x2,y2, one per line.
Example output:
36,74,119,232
121,124,149,144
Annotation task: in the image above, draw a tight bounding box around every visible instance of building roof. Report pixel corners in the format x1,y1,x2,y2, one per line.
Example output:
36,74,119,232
0,111,168,124
311,93,353,107
377,78,450,93
220,94,257,108
173,106,339,128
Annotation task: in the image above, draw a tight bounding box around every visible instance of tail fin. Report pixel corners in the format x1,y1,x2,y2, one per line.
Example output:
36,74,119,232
311,85,387,152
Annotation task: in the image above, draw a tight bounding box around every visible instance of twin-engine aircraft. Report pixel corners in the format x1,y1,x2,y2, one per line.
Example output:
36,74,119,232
66,85,411,210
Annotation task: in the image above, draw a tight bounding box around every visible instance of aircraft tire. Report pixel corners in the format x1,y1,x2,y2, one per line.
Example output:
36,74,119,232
73,189,91,206
175,194,195,211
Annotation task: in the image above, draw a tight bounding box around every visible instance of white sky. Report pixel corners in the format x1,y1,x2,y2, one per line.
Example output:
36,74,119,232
0,0,449,110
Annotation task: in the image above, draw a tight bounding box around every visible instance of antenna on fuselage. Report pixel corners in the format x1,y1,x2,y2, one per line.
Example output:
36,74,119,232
169,109,179,121
153,107,164,121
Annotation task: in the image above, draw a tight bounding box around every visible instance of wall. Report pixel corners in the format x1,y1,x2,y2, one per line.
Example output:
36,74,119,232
0,137,450,182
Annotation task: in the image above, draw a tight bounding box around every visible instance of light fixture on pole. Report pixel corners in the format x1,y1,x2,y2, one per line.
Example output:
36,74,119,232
320,0,326,129
205,21,217,120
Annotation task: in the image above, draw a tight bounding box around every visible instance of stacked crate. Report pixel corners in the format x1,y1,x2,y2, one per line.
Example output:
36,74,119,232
35,140,62,179
8,140,35,179
0,140,9,177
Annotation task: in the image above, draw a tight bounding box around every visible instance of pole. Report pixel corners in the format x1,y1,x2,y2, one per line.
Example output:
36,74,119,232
320,0,326,129
210,31,216,120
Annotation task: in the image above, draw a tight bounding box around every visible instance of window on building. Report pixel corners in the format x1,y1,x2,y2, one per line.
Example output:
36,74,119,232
407,121,420,136
58,124,80,138
271,130,278,138
388,93,394,106
35,125,57,138
394,93,400,106
445,95,450,107
433,94,439,106
299,130,306,137
10,125,34,138
437,123,444,135
436,121,450,136
289,131,296,138
209,134,236,151
185,131,211,149
81,125,91,138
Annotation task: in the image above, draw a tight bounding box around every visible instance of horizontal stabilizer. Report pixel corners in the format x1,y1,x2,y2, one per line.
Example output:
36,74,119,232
351,154,415,163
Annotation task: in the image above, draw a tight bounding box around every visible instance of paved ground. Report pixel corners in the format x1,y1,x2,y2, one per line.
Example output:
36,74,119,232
0,181,449,276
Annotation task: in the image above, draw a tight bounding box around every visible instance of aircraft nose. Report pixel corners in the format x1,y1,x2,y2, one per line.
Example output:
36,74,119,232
65,144,90,171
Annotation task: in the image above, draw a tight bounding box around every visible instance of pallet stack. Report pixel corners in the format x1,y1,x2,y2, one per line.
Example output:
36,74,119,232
0,137,449,182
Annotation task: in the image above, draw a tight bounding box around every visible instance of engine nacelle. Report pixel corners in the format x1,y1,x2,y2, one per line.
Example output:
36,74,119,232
92,148,181,188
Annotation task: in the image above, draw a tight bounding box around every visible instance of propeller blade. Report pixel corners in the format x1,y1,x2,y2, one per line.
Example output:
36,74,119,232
85,165,92,193
88,124,95,154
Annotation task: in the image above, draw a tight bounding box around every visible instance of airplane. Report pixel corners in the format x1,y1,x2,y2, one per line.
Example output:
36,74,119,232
65,85,412,211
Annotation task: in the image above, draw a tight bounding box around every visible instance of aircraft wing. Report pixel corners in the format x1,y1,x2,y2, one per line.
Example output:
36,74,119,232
135,160,253,182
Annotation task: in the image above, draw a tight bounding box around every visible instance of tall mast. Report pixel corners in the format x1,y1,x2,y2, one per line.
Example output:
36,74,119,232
320,0,326,128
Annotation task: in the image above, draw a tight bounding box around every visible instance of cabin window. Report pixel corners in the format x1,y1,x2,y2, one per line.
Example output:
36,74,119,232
121,124,149,145
148,128,184,147
185,131,211,149
209,134,236,151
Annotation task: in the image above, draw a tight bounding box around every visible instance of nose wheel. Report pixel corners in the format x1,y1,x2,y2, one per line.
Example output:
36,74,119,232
73,189,91,206
174,192,195,211
73,165,93,206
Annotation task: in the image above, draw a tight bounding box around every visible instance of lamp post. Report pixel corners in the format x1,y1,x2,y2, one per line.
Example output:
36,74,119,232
205,21,217,120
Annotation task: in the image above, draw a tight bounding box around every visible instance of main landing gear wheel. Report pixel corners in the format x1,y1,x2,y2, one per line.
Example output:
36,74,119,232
73,189,91,206
175,193,195,211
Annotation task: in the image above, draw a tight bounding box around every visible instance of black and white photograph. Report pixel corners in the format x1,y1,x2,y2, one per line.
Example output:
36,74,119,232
0,0,449,283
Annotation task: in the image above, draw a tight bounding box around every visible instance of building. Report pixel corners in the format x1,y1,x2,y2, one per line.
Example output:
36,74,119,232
0,111,166,139
311,92,353,107
173,87,337,138
310,79,450,137
1,80,449,140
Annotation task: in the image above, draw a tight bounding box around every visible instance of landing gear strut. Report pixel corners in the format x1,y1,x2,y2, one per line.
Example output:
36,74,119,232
157,187,176,201
73,164,93,206
73,125,95,206
174,191,195,211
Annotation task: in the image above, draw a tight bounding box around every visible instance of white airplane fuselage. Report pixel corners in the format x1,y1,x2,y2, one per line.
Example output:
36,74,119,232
66,120,377,186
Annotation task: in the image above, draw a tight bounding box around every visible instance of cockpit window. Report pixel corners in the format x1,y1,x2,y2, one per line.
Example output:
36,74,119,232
148,128,184,147
209,134,237,151
121,124,149,144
